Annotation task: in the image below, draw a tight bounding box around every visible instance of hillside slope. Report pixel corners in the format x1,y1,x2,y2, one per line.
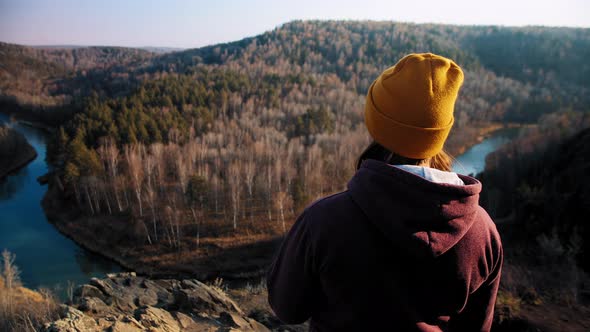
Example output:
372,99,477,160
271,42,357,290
480,112,590,331
0,42,155,124
2,21,589,125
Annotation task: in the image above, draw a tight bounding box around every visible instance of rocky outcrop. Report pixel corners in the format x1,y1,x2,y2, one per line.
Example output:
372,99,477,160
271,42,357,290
44,273,270,332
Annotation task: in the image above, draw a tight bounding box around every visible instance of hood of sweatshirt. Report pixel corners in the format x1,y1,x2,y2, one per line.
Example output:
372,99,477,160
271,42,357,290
347,159,482,258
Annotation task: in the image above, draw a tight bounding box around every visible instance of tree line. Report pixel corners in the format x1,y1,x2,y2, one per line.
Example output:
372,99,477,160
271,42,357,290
3,20,589,126
3,20,587,251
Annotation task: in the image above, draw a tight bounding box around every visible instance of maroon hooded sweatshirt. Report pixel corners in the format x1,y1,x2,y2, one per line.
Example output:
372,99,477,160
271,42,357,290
267,159,503,331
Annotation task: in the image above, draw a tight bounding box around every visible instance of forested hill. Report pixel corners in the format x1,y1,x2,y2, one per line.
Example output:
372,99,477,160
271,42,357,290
0,42,155,123
158,21,590,120
2,21,589,125
2,21,589,216
162,21,590,86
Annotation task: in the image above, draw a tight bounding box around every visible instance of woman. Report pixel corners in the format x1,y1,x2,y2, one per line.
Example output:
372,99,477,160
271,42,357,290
267,53,503,331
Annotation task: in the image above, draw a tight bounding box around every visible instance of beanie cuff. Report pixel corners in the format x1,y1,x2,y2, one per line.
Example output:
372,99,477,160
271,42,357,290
365,83,454,159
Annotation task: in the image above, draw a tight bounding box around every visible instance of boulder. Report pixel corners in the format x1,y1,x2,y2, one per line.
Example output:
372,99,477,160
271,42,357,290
74,284,106,301
43,273,270,332
135,306,181,332
173,282,243,315
219,311,271,331
44,305,100,332
77,297,112,314
110,319,144,332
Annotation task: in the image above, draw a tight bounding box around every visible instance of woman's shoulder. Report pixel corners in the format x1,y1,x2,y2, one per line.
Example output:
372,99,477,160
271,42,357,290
475,206,502,245
298,190,366,231
468,206,504,263
303,190,361,216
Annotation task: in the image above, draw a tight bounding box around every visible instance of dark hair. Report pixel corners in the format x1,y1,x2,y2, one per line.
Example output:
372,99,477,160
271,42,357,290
356,141,453,172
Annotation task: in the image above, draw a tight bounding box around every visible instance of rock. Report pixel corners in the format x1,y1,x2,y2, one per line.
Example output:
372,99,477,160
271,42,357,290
142,279,175,304
110,319,144,332
74,284,106,301
174,279,243,315
94,277,138,312
44,305,100,332
89,277,115,297
136,288,159,307
135,306,181,332
172,312,197,329
248,309,284,328
219,311,250,327
108,272,136,279
44,273,270,332
78,297,111,314
219,311,271,332
248,320,273,332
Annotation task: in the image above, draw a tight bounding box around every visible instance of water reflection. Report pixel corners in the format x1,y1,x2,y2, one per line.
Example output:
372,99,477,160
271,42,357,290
0,166,29,200
75,248,122,276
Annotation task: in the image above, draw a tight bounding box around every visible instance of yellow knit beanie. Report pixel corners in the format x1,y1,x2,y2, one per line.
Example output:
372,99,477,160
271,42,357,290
365,53,464,159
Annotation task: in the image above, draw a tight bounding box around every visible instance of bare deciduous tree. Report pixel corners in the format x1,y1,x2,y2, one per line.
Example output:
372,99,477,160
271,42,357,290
228,162,242,230
98,138,122,212
244,159,255,199
125,144,145,217
275,191,293,233
1,249,21,314
144,153,158,241
1,250,20,292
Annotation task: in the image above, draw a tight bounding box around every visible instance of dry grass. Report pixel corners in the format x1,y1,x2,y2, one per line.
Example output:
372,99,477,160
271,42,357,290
0,250,60,332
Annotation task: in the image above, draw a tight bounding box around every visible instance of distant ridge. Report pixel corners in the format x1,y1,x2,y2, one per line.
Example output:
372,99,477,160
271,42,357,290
30,44,87,49
140,46,185,54
28,44,185,54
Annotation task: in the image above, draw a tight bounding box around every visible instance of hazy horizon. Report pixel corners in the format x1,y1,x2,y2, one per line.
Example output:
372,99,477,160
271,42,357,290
3,18,590,51
1,0,588,49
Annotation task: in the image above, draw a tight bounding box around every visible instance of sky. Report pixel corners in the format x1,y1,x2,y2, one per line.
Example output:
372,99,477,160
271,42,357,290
0,0,588,49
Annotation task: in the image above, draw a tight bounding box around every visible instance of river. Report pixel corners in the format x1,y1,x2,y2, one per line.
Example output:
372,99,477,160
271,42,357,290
452,128,519,176
0,114,121,298
0,115,517,297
